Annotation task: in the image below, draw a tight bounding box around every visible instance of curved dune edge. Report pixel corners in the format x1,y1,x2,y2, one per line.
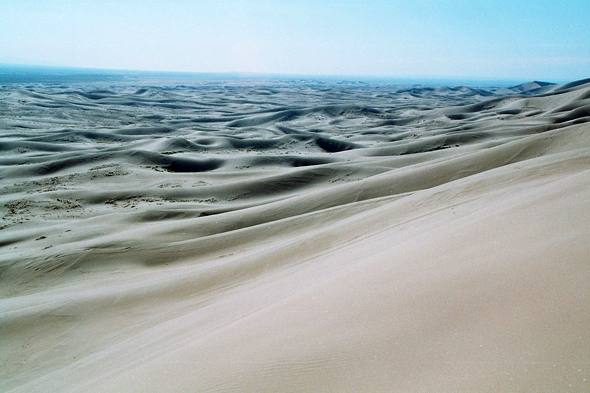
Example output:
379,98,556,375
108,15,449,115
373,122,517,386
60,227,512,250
1,79,590,392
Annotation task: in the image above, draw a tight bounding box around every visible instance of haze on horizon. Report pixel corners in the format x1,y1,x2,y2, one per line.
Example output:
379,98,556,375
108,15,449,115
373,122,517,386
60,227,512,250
1,0,589,82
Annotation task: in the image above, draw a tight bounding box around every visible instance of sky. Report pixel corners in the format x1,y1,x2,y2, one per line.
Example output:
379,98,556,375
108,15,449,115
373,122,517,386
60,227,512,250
1,0,589,81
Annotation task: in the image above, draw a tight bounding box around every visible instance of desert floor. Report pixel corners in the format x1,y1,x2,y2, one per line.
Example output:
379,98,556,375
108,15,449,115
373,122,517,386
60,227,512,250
2,76,590,392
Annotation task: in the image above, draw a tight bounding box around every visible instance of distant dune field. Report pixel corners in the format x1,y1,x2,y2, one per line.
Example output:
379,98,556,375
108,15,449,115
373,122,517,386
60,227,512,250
2,76,590,392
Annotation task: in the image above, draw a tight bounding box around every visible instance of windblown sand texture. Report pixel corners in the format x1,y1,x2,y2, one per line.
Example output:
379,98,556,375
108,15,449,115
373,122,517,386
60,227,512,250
2,77,590,392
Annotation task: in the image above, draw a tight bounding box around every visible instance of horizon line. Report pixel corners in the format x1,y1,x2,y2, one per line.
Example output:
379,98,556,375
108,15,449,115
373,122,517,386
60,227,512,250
0,61,580,86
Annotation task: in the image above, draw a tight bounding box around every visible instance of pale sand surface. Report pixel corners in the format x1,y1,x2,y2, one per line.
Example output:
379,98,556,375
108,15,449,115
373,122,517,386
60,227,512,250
1,77,590,391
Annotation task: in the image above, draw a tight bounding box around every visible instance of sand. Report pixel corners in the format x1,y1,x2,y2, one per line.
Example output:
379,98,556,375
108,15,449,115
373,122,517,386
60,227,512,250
1,75,590,392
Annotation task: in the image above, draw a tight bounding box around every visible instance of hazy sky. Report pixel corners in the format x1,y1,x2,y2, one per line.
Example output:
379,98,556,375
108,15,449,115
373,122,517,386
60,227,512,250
1,0,589,81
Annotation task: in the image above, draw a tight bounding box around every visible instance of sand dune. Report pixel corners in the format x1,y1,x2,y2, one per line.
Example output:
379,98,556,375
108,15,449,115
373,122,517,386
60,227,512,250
1,76,590,392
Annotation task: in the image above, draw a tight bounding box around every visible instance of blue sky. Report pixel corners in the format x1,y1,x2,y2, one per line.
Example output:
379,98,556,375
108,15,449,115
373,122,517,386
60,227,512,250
1,0,589,81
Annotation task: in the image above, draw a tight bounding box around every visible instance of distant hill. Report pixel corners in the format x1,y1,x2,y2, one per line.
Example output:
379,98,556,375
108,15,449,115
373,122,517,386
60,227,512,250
508,81,557,94
493,79,590,96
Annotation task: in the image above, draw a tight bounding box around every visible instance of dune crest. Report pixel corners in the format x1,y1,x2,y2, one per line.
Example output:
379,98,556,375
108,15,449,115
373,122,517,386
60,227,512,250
2,77,590,392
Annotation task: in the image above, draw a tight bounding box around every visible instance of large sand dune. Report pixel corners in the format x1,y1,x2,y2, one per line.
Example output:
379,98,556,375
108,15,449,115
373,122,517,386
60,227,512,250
1,76,590,392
